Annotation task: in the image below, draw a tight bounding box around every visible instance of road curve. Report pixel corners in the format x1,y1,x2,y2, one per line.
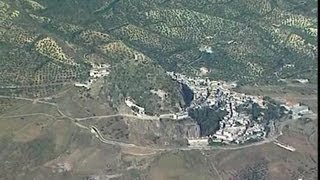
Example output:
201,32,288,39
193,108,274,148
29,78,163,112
87,122,288,152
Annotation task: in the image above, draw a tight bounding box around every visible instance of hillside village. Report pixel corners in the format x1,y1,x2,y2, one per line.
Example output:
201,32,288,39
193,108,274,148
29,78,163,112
73,68,315,147
167,72,315,146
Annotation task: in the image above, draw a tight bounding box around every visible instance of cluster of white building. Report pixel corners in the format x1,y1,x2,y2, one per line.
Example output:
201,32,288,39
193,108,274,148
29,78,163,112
208,92,266,144
168,71,316,145
167,72,270,144
211,89,266,144
74,63,110,89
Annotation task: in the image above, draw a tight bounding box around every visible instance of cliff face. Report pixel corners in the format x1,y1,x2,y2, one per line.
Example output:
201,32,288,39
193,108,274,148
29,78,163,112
179,82,195,108
189,106,228,136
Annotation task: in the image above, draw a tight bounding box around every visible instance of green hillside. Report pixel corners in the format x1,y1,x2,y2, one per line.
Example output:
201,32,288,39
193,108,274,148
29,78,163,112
0,0,317,110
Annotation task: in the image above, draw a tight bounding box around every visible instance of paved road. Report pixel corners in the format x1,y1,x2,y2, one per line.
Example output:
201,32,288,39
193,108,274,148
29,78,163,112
75,113,179,121
88,113,295,152
87,119,289,152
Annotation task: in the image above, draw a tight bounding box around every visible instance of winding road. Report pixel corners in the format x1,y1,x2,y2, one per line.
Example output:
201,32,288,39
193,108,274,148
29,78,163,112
88,118,291,152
